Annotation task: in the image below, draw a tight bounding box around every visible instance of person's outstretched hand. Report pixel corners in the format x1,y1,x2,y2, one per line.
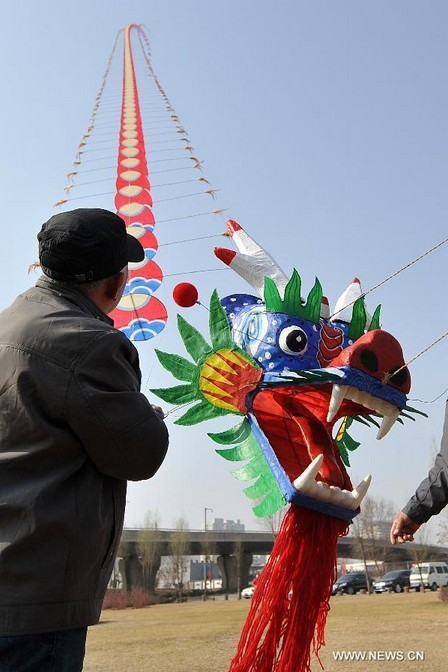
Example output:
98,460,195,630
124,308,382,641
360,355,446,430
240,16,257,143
390,512,421,545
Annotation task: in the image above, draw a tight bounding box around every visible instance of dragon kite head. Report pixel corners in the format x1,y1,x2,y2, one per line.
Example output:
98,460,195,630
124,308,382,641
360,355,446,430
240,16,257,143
152,220,417,521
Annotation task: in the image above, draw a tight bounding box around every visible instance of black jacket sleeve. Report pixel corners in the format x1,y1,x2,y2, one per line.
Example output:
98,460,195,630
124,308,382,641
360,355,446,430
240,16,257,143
65,329,169,480
402,400,448,524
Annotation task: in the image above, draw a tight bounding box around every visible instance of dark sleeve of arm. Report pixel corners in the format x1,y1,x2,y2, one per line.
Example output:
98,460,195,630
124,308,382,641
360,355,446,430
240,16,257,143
402,402,448,524
66,330,169,481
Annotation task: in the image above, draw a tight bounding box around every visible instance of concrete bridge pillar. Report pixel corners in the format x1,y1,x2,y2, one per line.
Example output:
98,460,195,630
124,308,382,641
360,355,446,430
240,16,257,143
118,543,162,593
119,552,143,591
217,552,253,593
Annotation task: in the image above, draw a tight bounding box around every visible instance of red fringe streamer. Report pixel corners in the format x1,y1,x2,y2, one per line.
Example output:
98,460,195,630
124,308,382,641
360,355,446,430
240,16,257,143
228,506,348,672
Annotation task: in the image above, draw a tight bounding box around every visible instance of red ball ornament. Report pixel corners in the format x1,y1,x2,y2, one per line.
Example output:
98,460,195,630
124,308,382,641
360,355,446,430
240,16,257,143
173,282,199,308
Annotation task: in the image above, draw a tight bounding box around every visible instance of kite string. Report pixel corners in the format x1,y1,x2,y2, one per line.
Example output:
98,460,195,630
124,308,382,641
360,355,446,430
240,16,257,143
56,189,219,206
366,236,448,295
54,29,122,205
160,233,225,247
410,386,448,404
329,235,448,320
383,330,448,384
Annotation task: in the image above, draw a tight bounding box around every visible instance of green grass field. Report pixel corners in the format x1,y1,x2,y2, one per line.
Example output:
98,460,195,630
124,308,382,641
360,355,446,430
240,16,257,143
84,592,448,671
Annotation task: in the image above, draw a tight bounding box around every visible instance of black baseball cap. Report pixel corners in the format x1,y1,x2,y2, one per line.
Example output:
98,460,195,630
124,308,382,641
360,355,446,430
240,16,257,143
38,208,144,283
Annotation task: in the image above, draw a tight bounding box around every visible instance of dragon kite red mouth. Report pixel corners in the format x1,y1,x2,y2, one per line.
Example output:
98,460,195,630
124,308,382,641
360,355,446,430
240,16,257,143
251,329,411,514
252,385,373,511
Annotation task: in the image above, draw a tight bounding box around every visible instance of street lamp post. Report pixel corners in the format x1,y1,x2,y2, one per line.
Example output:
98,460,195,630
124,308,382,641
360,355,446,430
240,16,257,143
203,507,213,600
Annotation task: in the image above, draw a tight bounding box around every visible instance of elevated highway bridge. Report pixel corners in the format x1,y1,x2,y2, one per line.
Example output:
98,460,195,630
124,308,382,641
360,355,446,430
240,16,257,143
119,528,447,593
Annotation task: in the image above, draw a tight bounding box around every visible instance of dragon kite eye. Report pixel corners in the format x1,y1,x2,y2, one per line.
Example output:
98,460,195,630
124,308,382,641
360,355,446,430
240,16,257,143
279,326,308,355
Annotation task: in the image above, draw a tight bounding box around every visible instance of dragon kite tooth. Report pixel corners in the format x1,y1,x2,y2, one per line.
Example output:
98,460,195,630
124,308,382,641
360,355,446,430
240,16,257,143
293,454,324,493
377,407,401,440
327,384,403,438
293,454,372,510
352,474,372,505
327,384,348,422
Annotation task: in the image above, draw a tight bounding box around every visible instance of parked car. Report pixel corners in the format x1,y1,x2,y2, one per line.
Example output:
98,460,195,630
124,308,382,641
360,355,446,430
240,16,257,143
332,572,373,595
241,586,255,599
409,562,448,591
372,570,411,593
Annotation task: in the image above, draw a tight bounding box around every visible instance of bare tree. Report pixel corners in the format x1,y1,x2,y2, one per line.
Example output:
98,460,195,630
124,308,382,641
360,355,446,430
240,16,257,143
168,516,190,601
350,515,372,592
201,529,217,560
234,539,244,599
351,495,395,589
137,511,162,594
407,526,433,592
437,514,448,546
257,505,288,539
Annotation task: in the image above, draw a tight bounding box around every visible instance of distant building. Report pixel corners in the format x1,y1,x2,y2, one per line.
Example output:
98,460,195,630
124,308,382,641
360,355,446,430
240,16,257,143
346,519,393,540
190,559,221,589
212,518,245,532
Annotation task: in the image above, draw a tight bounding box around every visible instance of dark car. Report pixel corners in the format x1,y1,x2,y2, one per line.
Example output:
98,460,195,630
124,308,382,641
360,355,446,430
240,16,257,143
332,572,373,595
372,569,411,593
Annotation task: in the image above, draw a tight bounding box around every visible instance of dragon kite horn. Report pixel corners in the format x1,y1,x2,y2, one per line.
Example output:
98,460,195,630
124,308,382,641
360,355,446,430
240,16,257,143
214,219,289,296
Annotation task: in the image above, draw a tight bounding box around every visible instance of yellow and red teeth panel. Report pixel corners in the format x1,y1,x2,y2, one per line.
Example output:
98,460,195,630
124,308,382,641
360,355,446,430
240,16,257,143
199,349,263,413
109,24,167,341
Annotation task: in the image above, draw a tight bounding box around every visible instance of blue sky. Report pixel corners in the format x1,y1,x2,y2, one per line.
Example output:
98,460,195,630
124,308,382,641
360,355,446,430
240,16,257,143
1,1,447,534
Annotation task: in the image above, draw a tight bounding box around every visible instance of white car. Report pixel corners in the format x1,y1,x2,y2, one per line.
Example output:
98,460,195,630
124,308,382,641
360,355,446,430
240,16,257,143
241,586,255,599
409,562,448,591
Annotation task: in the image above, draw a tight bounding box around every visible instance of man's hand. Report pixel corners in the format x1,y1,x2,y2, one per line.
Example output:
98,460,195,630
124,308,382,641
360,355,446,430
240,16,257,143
390,512,421,545
151,404,165,420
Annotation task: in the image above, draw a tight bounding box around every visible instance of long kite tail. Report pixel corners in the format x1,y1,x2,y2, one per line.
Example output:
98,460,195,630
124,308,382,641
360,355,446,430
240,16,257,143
229,506,348,672
109,24,168,340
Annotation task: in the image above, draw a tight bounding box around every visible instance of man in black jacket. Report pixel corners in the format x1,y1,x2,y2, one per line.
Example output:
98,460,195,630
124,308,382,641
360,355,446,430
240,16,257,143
0,209,169,671
390,400,448,544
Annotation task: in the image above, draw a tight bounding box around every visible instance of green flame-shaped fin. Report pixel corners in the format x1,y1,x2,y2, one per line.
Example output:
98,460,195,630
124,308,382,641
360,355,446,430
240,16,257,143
264,269,322,323
347,297,367,340
336,417,361,467
175,399,232,426
209,420,286,517
177,314,211,363
281,269,302,315
209,289,234,350
208,419,252,445
154,350,197,382
150,383,200,405
368,304,382,331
